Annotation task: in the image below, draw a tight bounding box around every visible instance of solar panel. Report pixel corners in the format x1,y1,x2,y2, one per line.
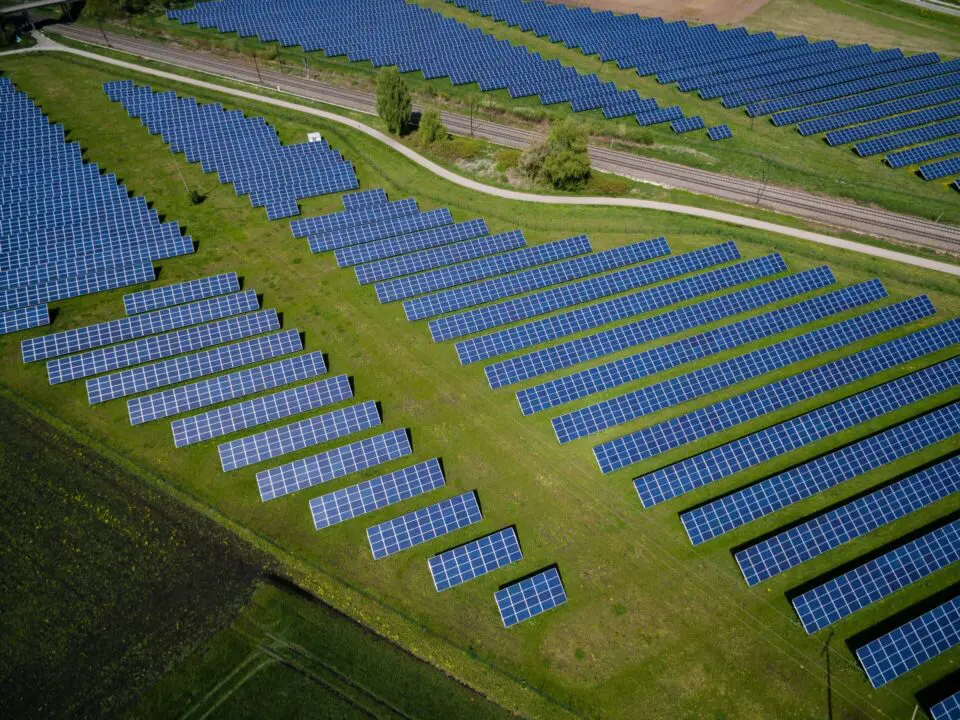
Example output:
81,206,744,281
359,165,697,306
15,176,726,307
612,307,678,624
638,355,960,510
434,241,740,344
856,594,960,688
595,304,947,475
367,491,482,560
87,329,302,404
486,265,835,389
734,455,960,586
919,155,960,182
123,272,240,315
129,350,326,425
310,458,445,529
403,236,665,322
23,290,259,363
0,304,49,336
681,401,960,545
335,218,489,267
355,230,526,285
559,295,931,445
457,252,782,365
375,234,587,304
670,116,705,133
172,374,352,447
707,125,733,140
519,280,885,416
218,399,380,471
429,527,523,591
495,567,567,628
309,208,453,253
290,198,418,238
793,519,960,634
886,136,960,169
0,262,154,312
341,187,388,211
930,690,960,720
48,309,280,385
257,428,412,502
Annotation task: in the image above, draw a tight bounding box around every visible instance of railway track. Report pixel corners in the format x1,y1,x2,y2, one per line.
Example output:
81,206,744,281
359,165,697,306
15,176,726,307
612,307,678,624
52,23,960,255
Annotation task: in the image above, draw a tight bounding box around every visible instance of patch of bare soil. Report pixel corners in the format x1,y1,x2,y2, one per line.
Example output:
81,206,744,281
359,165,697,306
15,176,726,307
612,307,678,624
547,0,771,25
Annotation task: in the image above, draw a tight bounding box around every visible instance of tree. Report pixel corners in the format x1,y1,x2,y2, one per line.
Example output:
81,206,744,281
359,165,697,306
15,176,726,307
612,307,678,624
539,118,591,190
417,107,447,147
375,67,412,136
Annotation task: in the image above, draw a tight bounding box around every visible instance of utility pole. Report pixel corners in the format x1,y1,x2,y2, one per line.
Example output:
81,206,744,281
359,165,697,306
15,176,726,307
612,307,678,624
97,21,110,48
172,155,190,196
252,53,263,84
756,167,768,205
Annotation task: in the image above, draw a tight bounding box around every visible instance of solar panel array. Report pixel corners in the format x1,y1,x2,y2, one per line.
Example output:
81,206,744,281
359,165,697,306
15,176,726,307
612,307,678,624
310,458,445,529
707,124,733,141
798,86,960,136
856,595,960,688
172,374,352,447
793,519,960,634
168,0,689,130
518,279,885,416
930,690,960,720
310,208,454,254
681,401,960,546
886,136,960,170
123,272,240,315
735,455,960,587
855,119,960,158
670,116,705,134
87,329,303,404
919,155,960,182
637,355,960,510
335,218,489,267
495,567,567,628
257,428,412,501
218,399,380,471
367,491,482,559
559,295,931,445
291,197,418,238
104,81,358,219
826,104,960,146
594,307,948,475
486,265,835,390
23,290,260,363
128,350,326,425
0,78,191,332
429,527,523,591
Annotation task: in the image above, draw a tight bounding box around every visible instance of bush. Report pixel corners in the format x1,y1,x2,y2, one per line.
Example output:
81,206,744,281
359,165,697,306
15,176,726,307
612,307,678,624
417,107,447,147
375,67,412,136
520,117,591,190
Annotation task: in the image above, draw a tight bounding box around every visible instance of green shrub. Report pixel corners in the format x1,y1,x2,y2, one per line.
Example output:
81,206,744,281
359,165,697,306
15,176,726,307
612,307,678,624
520,118,591,190
417,107,447,147
375,67,412,136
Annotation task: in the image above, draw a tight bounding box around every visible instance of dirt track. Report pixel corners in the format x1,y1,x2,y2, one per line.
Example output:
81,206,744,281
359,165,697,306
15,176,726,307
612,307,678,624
546,0,771,24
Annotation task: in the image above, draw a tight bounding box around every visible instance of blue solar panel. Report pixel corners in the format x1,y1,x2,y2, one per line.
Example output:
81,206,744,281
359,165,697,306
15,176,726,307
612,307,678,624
0,262,154,312
887,136,960,168
429,527,523,591
930,690,960,720
495,567,567,628
367,491,482,560
639,355,960,510
172,374,352,447
595,305,948,475
800,88,960,136
123,273,240,315
356,230,526,285
559,295,930,445
457,251,782,365
855,119,960,157
335,219,489,267
681,401,960,545
48,309,280,385
375,234,587,304
87,329,302,404
856,595,960,688
793,519,960,634
290,198,419,238
519,280,885,416
920,155,960,181
23,290,259,363
486,265,835,390
341,187,388,211
129,350,326,425
826,104,960,146
434,241,738,344
309,209,453,253
735,455,960,587
310,458,445,529
707,124,733,140
257,428,412,501
219,399,379,471
0,304,49,336
404,236,663,322
671,116,705,133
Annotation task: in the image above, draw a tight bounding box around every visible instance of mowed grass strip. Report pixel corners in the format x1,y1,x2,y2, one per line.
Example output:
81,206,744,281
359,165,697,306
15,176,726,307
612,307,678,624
0,52,958,719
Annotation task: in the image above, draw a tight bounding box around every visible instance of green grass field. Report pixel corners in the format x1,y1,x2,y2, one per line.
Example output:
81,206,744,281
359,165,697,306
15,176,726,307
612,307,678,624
1,50,959,719
79,2,960,228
